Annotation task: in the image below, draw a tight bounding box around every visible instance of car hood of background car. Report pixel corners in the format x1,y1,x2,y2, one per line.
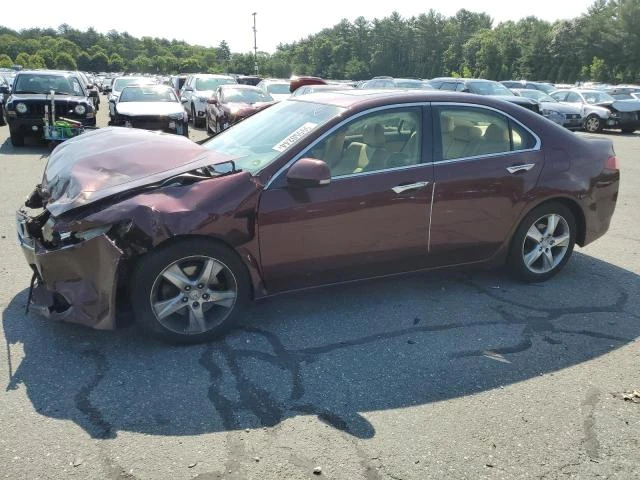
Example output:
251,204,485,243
593,99,640,112
539,101,582,114
225,101,274,115
41,127,238,217
491,95,536,105
9,93,87,103
115,102,185,117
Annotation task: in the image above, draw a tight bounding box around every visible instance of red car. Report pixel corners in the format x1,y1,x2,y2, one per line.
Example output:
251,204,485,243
17,90,619,343
205,84,274,135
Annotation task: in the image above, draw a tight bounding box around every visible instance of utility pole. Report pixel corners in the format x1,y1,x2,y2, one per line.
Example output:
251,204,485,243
252,12,259,75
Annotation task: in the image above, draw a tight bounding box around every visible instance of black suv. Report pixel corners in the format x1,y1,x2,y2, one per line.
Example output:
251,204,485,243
4,70,97,147
427,78,541,114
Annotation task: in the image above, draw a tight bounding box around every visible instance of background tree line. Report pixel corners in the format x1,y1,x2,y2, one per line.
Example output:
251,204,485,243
1,0,639,83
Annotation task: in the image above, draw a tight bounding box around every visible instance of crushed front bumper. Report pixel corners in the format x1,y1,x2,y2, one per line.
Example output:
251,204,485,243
17,210,123,330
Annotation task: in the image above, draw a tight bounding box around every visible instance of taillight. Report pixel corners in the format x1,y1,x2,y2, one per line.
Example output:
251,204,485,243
605,155,619,171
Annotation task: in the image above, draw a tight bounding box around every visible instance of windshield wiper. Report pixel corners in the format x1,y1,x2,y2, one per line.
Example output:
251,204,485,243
14,91,42,94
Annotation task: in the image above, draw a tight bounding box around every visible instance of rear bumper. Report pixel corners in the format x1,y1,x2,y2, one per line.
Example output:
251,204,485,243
17,211,122,330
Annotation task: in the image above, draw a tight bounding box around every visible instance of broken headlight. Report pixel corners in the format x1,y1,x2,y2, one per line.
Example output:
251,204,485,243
43,217,112,247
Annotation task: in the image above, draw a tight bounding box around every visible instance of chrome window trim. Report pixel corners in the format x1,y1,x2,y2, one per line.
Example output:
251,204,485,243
330,161,431,181
264,102,429,189
431,101,542,165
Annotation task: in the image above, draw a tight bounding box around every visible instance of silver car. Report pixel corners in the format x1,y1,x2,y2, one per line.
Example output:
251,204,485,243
513,89,583,130
180,74,236,127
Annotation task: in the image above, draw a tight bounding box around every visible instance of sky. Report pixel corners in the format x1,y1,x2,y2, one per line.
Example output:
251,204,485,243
4,0,596,53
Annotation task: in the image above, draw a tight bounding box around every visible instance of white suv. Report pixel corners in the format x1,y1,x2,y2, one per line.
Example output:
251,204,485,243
180,74,236,127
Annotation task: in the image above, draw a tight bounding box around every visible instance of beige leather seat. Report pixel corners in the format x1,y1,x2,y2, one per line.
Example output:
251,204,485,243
479,123,510,155
337,123,388,174
445,124,483,159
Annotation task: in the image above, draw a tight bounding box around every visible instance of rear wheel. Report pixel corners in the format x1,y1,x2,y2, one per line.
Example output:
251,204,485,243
584,114,602,133
508,202,576,282
9,127,24,147
131,239,250,344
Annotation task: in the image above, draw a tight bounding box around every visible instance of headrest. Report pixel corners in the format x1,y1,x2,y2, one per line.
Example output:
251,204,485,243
363,123,385,148
453,125,482,142
441,115,454,133
483,124,509,142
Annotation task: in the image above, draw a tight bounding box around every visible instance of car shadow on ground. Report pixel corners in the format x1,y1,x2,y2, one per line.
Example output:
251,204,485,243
0,136,53,156
3,252,639,440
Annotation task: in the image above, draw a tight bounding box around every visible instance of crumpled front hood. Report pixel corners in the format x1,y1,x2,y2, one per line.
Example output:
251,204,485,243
42,127,237,216
539,101,582,115
594,99,640,112
115,102,185,117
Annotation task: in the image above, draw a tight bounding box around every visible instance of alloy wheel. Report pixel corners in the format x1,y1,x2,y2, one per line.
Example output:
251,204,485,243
521,213,571,274
585,115,601,132
150,255,237,335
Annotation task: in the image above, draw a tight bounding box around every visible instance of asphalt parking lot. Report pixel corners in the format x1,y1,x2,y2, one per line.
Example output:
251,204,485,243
0,101,638,480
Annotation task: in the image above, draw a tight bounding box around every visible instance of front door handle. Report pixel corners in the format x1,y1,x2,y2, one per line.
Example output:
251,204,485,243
506,163,535,174
392,181,429,194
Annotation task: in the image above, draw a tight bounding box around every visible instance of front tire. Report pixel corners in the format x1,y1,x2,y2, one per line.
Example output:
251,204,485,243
508,202,576,282
9,127,24,147
131,239,251,344
192,104,204,128
584,114,602,133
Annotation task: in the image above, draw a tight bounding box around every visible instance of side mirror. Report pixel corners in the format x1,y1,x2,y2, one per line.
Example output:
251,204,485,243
207,97,218,104
0,85,10,95
184,86,193,92
88,90,98,98
286,158,331,188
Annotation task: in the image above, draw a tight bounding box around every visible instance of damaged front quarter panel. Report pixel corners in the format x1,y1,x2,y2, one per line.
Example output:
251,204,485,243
19,170,266,330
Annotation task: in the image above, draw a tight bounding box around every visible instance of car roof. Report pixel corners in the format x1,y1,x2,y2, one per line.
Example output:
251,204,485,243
192,74,234,79
288,89,527,110
16,70,77,76
219,84,261,91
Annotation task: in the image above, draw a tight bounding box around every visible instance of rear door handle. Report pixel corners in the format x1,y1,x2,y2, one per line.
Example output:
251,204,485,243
392,181,429,194
506,163,535,174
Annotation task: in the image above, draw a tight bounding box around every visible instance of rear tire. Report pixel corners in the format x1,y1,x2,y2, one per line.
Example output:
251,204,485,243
131,239,251,344
508,202,576,283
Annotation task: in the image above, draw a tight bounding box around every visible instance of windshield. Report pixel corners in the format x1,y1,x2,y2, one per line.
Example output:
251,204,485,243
582,91,615,103
223,88,273,103
266,83,290,95
202,100,343,174
468,81,514,96
13,73,84,96
518,90,556,102
113,78,152,92
119,86,178,103
611,93,634,100
196,77,236,91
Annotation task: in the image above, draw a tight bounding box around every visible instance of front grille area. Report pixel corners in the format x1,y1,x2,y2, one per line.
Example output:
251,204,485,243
125,115,170,131
620,111,639,122
24,101,81,117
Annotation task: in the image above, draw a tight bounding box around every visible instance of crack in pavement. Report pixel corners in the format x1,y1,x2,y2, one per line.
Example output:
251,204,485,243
449,279,635,359
582,388,602,460
74,347,114,439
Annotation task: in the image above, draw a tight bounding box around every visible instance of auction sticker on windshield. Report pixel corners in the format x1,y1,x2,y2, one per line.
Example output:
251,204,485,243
273,122,317,152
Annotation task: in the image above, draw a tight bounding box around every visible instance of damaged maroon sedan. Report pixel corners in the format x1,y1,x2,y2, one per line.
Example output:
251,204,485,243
17,90,620,343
